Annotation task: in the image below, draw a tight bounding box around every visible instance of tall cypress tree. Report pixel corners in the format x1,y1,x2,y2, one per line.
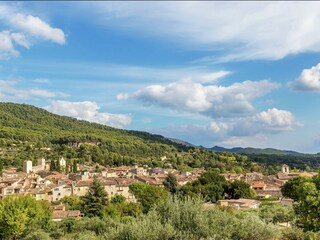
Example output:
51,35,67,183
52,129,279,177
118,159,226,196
163,173,178,194
65,159,69,174
50,160,56,172
0,159,3,177
56,159,61,172
73,160,77,173
82,177,108,218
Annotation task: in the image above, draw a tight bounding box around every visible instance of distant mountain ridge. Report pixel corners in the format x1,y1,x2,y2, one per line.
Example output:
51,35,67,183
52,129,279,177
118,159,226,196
208,146,302,155
168,138,196,147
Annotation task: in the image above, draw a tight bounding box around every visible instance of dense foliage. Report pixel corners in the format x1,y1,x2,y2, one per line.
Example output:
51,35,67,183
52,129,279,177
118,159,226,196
282,175,320,231
0,102,257,173
0,195,51,239
180,170,254,202
249,154,320,172
81,178,108,218
7,196,313,240
129,182,169,213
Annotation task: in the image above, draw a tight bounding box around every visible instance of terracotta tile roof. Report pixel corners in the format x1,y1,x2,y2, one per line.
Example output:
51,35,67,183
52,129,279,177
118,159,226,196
111,166,131,172
52,210,81,220
252,183,266,188
115,178,134,186
75,180,93,187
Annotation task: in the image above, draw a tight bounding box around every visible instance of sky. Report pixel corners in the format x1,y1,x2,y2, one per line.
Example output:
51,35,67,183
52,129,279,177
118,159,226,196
1,2,320,153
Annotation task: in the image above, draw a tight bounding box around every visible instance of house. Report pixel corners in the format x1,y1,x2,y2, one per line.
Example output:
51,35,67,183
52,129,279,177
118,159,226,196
131,166,148,176
252,183,267,191
218,198,261,209
51,204,82,222
221,173,243,182
102,177,136,201
110,166,132,177
32,158,47,173
134,175,165,187
73,180,93,197
27,187,50,201
0,178,24,199
50,184,73,202
281,197,294,206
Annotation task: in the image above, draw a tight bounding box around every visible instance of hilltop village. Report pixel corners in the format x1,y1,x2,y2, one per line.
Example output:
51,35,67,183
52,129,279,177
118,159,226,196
1,157,317,221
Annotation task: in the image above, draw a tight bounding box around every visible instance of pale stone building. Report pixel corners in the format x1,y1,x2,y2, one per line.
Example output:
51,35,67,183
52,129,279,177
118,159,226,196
23,161,33,174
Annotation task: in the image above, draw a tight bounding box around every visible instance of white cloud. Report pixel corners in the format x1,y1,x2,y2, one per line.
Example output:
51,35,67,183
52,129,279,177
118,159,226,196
0,31,30,59
255,108,298,131
0,80,67,101
11,14,65,44
10,32,30,48
87,2,320,61
289,63,320,92
44,100,132,128
132,79,280,118
16,60,231,85
0,31,19,59
151,108,301,147
209,121,229,133
116,93,129,101
0,3,65,59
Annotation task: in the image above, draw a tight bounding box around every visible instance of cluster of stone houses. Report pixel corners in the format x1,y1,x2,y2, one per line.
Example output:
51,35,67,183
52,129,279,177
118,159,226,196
222,164,318,200
0,159,203,203
2,160,315,214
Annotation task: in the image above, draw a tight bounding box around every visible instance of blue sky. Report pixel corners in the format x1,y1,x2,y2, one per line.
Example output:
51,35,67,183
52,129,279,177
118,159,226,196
1,2,320,153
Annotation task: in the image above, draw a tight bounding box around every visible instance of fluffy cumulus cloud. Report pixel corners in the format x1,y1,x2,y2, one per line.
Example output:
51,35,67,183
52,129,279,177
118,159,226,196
255,108,298,131
88,2,320,61
0,31,18,59
151,108,301,147
289,63,320,91
0,80,67,101
0,3,65,59
10,14,65,44
44,100,132,128
132,79,280,118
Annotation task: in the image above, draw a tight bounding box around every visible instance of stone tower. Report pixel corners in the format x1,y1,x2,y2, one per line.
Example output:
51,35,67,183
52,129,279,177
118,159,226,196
23,160,33,174
281,164,290,174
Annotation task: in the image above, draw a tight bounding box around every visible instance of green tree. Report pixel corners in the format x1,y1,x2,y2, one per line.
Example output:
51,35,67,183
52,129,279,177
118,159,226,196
50,160,56,172
111,194,126,204
227,180,255,199
259,204,294,224
65,159,69,174
81,177,108,218
60,195,82,210
281,176,310,201
129,182,169,213
294,181,320,231
0,159,3,177
180,170,229,202
0,195,51,239
56,159,61,172
163,173,178,194
73,159,78,173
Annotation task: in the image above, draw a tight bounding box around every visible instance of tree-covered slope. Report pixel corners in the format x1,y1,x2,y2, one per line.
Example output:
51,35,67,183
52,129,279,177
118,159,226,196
209,146,301,155
0,102,255,173
0,102,188,150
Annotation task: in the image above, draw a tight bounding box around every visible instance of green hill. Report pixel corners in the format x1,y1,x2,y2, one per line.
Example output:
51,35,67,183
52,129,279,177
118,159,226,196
209,146,301,155
0,102,195,168
0,102,254,173
0,102,187,149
